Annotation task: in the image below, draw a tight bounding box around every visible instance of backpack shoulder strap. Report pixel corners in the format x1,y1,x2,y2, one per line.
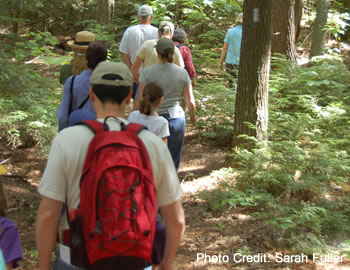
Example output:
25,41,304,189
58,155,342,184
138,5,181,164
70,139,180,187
79,117,132,134
80,120,106,134
77,95,90,110
68,76,76,116
126,122,147,135
176,44,184,48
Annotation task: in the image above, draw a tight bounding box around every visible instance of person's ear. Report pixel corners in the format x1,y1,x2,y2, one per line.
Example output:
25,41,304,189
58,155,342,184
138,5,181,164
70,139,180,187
89,87,95,102
125,87,133,105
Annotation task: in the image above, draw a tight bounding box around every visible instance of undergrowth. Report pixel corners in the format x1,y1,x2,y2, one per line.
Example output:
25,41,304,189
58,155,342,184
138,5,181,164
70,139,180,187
198,55,350,256
0,32,60,151
194,77,235,147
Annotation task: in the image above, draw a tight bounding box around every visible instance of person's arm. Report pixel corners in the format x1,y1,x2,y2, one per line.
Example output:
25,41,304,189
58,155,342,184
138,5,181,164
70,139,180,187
219,42,228,70
36,196,63,270
6,263,12,270
133,82,145,111
183,84,196,124
57,76,74,131
183,47,196,80
120,52,132,69
131,57,143,84
159,200,185,270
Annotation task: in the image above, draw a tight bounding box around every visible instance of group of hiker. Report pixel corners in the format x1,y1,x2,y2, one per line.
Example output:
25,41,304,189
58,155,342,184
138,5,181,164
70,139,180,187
0,5,243,270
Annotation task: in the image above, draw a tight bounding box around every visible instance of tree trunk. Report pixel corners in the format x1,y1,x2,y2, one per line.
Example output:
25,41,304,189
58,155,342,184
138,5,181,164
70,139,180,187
295,0,304,44
309,0,330,58
10,7,20,33
344,0,350,41
97,0,115,24
271,0,297,61
233,0,273,148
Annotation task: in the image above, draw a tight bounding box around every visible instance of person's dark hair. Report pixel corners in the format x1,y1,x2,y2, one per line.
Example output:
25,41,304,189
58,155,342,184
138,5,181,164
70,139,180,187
92,74,131,104
86,41,108,70
172,28,187,44
0,180,8,217
159,48,174,63
139,82,164,116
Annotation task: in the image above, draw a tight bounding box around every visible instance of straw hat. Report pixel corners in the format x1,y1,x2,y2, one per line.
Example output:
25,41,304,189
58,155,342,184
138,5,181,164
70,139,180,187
67,31,95,50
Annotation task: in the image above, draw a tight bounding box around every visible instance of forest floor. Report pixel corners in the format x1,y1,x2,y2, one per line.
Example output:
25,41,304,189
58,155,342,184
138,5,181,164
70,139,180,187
1,124,350,270
1,53,350,269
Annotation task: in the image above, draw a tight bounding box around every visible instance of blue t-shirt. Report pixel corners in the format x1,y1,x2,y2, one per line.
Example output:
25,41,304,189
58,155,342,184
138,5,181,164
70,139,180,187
224,25,243,65
56,70,96,130
0,250,6,270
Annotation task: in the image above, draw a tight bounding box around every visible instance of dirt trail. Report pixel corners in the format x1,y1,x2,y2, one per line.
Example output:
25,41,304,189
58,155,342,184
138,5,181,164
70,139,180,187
1,130,350,269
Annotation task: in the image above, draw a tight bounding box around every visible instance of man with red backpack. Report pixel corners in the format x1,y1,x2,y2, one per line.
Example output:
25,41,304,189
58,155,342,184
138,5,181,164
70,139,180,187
36,61,185,270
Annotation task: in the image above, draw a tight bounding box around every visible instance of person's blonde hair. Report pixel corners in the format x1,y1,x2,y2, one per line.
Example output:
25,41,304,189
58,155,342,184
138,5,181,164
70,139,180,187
0,179,8,217
139,82,164,116
235,13,243,24
71,49,88,75
159,21,174,37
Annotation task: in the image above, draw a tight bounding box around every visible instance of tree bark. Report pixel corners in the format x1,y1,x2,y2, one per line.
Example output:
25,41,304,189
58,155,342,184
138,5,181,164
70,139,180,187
309,0,330,58
97,0,115,24
271,0,297,61
340,0,350,40
233,0,273,148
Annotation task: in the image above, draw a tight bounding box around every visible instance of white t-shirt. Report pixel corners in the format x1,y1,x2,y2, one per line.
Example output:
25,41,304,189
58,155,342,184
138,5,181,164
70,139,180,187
119,24,158,64
38,117,181,228
128,111,170,139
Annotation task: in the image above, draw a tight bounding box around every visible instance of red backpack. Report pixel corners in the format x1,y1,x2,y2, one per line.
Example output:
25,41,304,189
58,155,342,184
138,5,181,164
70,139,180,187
68,117,157,269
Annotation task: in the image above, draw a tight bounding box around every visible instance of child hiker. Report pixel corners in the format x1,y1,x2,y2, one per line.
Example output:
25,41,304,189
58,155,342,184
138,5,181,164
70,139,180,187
128,82,169,143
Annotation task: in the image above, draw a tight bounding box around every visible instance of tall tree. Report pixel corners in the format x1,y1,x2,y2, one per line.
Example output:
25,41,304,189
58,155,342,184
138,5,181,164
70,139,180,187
97,0,115,24
271,0,297,61
294,0,304,44
233,0,273,148
309,0,330,58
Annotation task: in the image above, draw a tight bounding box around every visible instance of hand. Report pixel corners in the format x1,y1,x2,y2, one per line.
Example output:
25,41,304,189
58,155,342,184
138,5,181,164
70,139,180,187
156,261,172,270
190,115,196,124
132,72,139,84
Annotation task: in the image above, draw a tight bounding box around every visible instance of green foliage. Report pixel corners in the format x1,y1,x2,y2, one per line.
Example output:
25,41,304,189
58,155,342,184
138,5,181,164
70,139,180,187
326,11,350,40
28,249,38,259
338,240,350,259
194,78,235,147
0,34,59,150
15,32,59,61
80,21,121,61
150,0,241,25
150,0,241,46
199,56,350,254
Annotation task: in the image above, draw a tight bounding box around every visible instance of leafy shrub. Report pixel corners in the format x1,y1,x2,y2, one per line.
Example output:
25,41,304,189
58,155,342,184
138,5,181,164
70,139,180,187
78,21,122,62
194,78,235,147
0,34,59,150
199,56,350,254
